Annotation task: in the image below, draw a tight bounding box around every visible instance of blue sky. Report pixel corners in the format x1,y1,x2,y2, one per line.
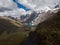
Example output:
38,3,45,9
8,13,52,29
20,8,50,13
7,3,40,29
13,0,30,11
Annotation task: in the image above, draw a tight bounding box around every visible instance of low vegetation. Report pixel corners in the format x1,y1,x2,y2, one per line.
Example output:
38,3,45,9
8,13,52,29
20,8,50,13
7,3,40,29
0,16,30,45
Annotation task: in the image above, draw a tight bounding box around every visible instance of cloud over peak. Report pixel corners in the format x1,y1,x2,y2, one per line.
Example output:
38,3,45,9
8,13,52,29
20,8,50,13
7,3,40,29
0,0,60,17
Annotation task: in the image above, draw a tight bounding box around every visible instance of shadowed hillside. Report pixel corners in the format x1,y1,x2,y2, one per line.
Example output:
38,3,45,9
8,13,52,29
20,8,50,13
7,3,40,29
0,16,30,45
35,10,60,45
19,10,60,45
0,16,22,34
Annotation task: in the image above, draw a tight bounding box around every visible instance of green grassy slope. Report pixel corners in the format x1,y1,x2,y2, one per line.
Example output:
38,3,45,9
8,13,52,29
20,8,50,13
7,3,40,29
35,10,60,45
0,16,29,45
0,16,22,34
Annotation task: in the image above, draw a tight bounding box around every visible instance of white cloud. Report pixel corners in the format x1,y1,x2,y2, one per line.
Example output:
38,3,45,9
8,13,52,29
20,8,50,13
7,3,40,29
0,0,31,17
18,0,37,10
0,0,17,9
18,0,59,11
0,0,18,16
33,0,59,8
0,0,60,17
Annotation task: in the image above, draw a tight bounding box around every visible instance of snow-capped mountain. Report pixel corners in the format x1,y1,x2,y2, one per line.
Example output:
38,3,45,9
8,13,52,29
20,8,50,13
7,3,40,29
20,6,59,26
34,8,59,25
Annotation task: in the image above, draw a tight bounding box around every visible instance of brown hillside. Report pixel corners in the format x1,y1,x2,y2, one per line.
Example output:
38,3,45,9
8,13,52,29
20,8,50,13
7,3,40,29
0,16,22,34
35,10,60,45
